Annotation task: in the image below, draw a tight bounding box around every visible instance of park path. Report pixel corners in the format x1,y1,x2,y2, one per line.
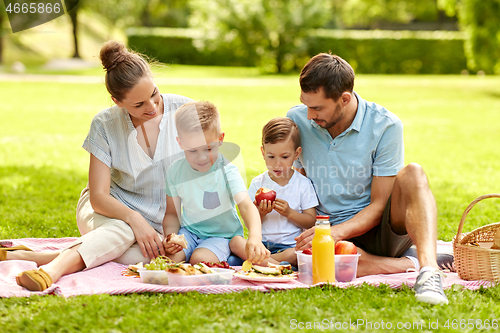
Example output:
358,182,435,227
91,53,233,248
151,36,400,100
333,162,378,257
0,73,103,84
0,73,293,86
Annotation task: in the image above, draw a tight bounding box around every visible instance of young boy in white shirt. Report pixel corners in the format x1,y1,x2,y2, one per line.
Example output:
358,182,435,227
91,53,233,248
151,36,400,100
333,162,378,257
230,117,318,266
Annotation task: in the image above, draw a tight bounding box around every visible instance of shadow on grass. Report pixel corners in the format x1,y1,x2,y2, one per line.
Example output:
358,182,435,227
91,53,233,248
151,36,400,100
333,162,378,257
485,91,500,100
0,166,87,239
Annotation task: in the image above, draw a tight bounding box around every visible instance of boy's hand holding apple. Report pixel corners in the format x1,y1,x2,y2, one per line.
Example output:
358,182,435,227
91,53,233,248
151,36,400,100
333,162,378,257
254,187,277,217
254,199,274,215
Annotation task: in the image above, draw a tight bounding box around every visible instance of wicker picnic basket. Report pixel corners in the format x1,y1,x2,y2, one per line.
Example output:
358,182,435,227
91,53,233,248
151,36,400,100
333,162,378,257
453,193,500,282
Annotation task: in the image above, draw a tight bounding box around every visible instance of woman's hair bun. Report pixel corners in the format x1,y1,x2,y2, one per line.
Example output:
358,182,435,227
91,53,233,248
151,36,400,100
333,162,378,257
99,40,151,101
100,40,129,72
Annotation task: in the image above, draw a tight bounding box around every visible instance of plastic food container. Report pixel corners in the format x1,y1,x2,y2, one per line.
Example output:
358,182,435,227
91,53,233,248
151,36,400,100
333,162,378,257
139,269,169,285
296,252,361,284
167,268,234,286
334,254,361,282
296,251,313,285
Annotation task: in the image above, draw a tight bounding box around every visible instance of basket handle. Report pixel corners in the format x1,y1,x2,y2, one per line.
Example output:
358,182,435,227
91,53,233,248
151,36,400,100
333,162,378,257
455,193,500,244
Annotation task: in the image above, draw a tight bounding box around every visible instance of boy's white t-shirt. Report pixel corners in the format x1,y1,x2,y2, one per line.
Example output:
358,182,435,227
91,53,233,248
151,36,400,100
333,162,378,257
248,170,318,246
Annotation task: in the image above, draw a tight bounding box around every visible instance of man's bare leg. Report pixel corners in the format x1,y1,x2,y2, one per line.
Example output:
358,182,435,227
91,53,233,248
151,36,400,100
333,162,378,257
390,163,439,270
355,163,439,276
386,163,447,304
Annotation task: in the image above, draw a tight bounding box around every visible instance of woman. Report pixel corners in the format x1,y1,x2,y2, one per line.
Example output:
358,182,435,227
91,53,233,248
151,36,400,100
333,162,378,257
1,40,191,291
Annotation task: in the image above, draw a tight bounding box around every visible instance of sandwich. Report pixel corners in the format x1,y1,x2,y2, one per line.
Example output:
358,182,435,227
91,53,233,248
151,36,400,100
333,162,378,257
240,261,294,277
166,233,188,249
123,262,144,277
166,262,214,275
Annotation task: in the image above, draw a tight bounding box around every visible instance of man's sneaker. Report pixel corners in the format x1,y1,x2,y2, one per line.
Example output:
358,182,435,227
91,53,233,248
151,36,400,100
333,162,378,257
414,269,449,305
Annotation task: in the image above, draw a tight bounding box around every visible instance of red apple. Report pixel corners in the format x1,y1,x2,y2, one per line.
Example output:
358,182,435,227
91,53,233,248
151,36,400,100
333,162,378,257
302,248,312,255
335,241,357,255
255,187,277,205
336,265,355,282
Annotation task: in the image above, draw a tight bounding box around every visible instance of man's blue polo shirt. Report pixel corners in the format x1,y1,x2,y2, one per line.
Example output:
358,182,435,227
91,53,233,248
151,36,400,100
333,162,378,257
287,92,404,225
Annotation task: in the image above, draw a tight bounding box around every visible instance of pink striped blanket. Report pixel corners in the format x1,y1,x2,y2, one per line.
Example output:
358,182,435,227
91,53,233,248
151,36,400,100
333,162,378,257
0,238,494,298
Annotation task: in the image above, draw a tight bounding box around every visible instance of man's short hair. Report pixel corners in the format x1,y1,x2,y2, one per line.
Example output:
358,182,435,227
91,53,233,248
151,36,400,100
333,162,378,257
175,101,221,136
299,53,355,101
262,117,301,150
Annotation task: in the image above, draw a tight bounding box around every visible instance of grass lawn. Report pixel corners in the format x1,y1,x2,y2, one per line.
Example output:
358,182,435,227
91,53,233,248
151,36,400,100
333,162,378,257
1,66,500,332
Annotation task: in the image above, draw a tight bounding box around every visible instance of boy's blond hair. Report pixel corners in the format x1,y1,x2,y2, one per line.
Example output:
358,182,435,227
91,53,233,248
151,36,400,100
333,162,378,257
175,101,221,136
262,117,301,150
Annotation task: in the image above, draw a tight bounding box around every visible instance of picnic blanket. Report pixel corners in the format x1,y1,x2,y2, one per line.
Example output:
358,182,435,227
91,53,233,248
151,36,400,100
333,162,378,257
0,238,495,298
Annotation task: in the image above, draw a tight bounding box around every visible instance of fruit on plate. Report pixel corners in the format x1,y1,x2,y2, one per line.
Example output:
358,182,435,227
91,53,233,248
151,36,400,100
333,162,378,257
145,256,172,270
336,265,355,282
242,260,253,272
335,241,357,255
255,187,277,205
201,261,231,269
302,248,312,255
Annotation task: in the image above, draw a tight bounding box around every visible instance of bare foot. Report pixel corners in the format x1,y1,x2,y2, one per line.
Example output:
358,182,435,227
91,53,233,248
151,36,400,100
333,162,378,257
356,248,414,277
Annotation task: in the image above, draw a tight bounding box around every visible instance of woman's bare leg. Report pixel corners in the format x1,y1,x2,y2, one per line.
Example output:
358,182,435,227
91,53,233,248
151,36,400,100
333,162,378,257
6,250,61,266
39,245,86,282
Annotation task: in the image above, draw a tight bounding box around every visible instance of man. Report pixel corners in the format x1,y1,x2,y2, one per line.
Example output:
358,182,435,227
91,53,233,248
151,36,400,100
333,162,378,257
288,53,448,305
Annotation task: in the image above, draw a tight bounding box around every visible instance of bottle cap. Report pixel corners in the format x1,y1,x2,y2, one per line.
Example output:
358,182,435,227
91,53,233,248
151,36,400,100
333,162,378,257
316,215,330,220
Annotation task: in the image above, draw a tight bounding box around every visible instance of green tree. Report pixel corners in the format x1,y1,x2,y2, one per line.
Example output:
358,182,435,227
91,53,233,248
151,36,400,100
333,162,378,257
84,0,149,36
439,0,500,74
190,0,332,73
339,0,442,28
141,0,191,28
66,0,80,58
0,1,5,64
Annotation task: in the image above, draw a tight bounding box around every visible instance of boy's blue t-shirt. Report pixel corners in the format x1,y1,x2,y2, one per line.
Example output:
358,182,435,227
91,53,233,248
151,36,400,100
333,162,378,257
165,154,245,239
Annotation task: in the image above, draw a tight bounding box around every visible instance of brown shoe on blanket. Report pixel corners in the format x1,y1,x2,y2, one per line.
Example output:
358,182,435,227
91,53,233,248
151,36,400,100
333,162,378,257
16,268,53,291
0,245,33,261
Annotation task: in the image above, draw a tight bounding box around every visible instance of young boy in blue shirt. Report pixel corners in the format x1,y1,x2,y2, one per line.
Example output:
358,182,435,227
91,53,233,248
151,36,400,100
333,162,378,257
163,101,269,264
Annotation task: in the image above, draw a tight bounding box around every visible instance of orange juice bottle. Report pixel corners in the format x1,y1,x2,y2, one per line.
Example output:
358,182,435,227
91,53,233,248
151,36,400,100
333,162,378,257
312,215,335,284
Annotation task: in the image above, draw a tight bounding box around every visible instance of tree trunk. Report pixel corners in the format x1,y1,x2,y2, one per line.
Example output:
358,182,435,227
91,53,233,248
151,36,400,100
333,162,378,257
0,13,3,64
69,7,80,58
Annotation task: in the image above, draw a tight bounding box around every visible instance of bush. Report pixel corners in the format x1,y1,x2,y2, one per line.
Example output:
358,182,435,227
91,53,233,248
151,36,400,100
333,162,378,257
308,29,467,74
126,27,254,67
126,27,467,74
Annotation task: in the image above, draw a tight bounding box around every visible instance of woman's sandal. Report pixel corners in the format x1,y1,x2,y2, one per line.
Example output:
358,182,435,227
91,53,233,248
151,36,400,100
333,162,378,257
16,268,53,291
0,245,33,261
